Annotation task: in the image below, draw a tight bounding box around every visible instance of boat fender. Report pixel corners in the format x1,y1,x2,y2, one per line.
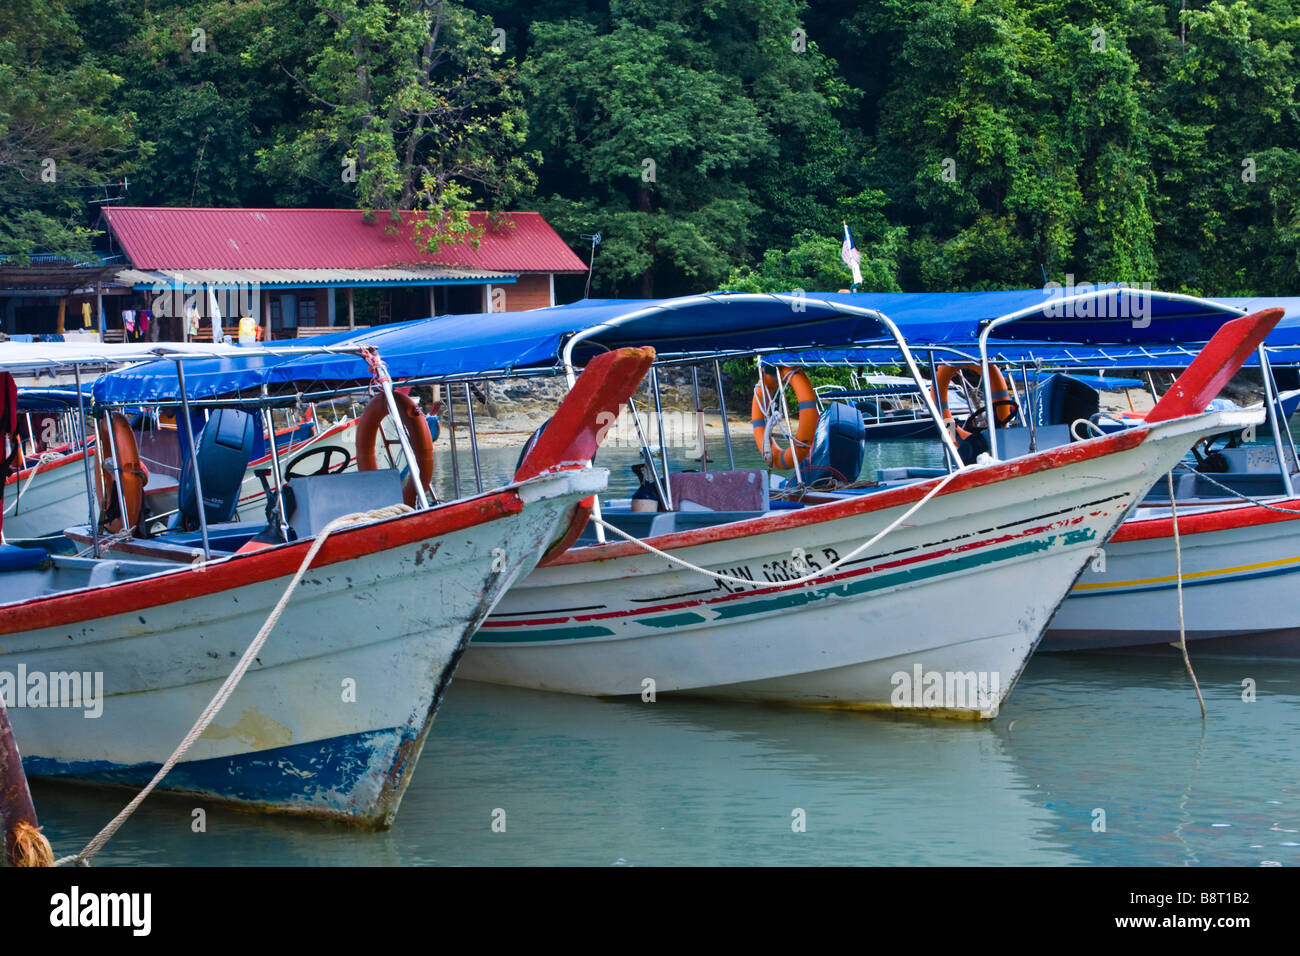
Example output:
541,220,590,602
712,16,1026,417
355,392,435,507
95,413,148,534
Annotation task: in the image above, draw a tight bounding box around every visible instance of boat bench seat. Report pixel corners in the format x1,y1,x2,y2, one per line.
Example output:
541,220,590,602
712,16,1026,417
157,521,266,554
1142,470,1291,503
667,470,768,512
1191,472,1291,499
285,468,404,539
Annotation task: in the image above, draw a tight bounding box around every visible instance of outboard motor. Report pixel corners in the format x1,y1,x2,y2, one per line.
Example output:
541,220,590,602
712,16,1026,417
797,402,865,486
1033,373,1100,428
177,408,258,530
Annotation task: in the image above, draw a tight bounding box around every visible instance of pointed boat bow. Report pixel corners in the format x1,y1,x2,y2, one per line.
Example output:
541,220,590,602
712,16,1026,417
515,347,656,561
1147,307,1284,423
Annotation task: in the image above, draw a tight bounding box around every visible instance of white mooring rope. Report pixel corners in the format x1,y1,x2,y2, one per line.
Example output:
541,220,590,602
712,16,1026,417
590,468,963,589
1167,471,1206,719
54,502,413,866
3,452,62,517
1184,467,1300,515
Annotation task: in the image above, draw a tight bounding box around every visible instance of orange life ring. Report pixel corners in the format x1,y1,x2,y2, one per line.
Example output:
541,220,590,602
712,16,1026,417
932,364,1019,440
751,367,819,469
355,392,434,507
95,413,148,533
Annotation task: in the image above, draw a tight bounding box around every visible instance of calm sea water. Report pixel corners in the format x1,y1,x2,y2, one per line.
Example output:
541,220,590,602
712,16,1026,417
26,433,1300,865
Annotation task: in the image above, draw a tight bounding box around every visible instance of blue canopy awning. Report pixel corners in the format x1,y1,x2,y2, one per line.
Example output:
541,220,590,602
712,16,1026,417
92,293,898,404
16,386,94,413
90,287,1259,405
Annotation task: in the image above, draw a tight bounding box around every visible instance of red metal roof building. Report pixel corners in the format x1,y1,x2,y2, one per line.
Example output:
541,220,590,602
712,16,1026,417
38,207,589,342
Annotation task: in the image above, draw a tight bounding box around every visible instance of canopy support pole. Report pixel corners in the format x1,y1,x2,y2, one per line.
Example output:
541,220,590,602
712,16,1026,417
1258,346,1295,498
1020,364,1036,453
926,350,955,473
714,359,735,470
175,360,211,561
364,351,431,510
261,388,290,541
1262,350,1299,474
691,366,708,472
101,409,132,541
445,383,462,501
651,367,673,510
775,368,805,486
74,365,100,558
463,383,483,493
627,393,669,511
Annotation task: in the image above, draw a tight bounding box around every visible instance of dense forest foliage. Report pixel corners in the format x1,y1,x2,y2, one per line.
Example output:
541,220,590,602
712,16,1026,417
3,0,1299,299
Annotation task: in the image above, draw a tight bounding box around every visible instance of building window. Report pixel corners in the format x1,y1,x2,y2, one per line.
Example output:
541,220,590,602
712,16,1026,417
269,299,282,322
298,296,317,322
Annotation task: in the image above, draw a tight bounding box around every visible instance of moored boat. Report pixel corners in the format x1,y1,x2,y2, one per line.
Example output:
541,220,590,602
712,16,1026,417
458,292,1280,717
0,339,653,827
768,292,1300,659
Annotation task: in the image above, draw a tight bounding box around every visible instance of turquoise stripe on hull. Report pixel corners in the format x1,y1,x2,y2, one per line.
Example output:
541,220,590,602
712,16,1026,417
477,527,1097,644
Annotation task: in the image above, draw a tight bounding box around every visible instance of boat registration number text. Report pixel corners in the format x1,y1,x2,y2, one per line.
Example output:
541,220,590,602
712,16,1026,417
713,547,841,593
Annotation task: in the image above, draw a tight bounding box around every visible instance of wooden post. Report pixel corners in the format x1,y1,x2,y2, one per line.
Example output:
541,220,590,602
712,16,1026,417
95,283,104,338
1,699,52,866
428,286,435,318
263,290,272,342
347,287,355,329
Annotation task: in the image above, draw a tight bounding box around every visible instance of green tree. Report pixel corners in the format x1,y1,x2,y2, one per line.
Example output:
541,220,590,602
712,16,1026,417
523,1,862,297
253,0,536,249
1150,0,1300,293
0,0,142,257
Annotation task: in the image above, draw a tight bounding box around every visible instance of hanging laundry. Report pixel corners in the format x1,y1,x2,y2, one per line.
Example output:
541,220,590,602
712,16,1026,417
138,310,150,336
80,302,91,327
122,309,136,333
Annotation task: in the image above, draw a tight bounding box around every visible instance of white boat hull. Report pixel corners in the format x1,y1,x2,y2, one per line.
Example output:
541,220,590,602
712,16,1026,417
1046,497,1300,657
463,412,1252,717
1,467,603,826
2,450,92,540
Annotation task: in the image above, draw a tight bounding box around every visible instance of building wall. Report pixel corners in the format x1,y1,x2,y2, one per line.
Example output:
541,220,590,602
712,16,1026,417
487,273,554,312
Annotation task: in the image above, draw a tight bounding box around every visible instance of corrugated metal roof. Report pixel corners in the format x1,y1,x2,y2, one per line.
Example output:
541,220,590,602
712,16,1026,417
115,266,516,289
102,207,589,274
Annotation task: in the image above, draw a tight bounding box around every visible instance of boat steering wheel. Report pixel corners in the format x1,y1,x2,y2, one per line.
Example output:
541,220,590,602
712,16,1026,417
284,444,352,480
959,397,1020,434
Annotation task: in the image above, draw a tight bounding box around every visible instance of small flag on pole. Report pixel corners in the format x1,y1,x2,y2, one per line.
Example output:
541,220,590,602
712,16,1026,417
841,222,863,287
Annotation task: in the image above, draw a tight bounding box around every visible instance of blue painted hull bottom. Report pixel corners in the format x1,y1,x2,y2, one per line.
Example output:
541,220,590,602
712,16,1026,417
23,727,419,825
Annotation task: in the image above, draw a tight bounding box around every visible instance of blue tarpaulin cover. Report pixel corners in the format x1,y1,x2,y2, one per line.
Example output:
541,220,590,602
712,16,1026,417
92,288,1282,404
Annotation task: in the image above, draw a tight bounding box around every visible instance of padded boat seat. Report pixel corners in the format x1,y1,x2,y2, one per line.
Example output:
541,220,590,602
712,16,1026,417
667,470,767,512
0,543,49,572
284,468,404,539
959,424,1073,463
